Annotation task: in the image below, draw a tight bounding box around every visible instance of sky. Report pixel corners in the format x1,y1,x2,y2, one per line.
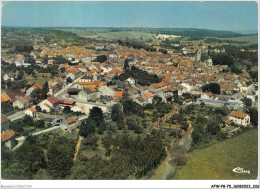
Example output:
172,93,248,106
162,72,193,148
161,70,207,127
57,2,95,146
1,1,258,32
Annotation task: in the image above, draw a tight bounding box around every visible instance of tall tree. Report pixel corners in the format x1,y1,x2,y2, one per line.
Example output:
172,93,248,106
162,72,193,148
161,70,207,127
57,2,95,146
89,106,104,126
123,58,129,71
79,118,96,138
111,104,124,123
42,81,49,99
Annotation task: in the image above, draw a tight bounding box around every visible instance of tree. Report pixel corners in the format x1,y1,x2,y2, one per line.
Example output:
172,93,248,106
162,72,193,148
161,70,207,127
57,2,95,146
47,136,74,179
35,105,41,112
202,83,220,94
79,118,96,138
15,138,47,178
111,104,124,123
63,106,71,113
242,98,252,107
247,108,258,126
180,121,189,131
89,106,104,126
123,58,129,71
93,55,107,63
60,67,65,73
34,120,45,128
66,77,72,84
42,81,49,99
17,71,24,80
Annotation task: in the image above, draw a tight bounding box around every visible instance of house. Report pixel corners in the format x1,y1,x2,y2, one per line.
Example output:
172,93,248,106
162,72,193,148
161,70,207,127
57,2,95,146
66,68,81,80
25,108,36,118
1,130,16,149
13,96,33,109
79,75,92,82
59,100,76,107
3,73,15,81
1,93,10,103
1,113,10,131
136,96,145,105
78,87,101,102
127,88,139,99
3,89,25,104
114,91,124,99
98,85,115,97
61,116,79,131
126,77,135,86
38,114,64,126
184,98,192,105
229,111,250,126
201,92,214,99
26,83,43,96
39,96,60,112
144,92,153,104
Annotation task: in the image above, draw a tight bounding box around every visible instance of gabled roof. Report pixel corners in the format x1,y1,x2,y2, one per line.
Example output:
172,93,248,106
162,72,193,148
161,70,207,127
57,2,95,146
4,89,25,102
47,96,59,105
145,92,153,98
66,117,76,124
1,113,10,124
229,111,248,119
1,94,10,102
114,91,123,98
1,130,15,142
18,96,32,103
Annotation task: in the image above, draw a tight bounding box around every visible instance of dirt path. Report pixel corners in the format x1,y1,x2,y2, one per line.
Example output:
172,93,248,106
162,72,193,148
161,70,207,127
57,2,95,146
73,136,83,161
150,126,193,180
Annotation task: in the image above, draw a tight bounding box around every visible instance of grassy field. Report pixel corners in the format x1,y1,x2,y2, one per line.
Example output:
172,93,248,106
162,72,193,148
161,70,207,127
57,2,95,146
217,35,258,44
173,128,258,180
25,75,53,85
60,29,156,41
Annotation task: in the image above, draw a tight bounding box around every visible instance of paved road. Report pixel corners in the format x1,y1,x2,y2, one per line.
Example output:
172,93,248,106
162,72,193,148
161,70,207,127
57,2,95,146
7,111,25,121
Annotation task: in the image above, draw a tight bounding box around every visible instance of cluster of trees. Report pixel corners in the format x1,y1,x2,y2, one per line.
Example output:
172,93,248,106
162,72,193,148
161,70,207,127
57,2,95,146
117,39,157,52
53,55,70,65
202,83,220,94
70,134,165,179
1,101,15,115
1,134,76,180
191,114,226,146
114,65,162,86
10,115,45,136
92,55,107,63
79,107,106,137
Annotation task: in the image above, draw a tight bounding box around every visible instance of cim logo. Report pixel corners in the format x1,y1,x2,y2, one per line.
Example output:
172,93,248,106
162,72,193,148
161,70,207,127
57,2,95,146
232,167,250,174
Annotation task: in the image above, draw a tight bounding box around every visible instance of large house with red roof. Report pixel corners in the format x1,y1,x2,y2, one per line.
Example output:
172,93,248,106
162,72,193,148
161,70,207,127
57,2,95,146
39,96,60,112
228,111,250,126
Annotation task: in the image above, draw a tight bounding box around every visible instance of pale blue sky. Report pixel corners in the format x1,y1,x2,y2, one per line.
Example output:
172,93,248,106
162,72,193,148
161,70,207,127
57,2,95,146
1,1,258,31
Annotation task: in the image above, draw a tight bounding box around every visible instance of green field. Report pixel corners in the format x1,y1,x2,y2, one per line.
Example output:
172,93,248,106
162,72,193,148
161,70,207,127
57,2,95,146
59,29,156,41
173,128,258,180
218,35,258,44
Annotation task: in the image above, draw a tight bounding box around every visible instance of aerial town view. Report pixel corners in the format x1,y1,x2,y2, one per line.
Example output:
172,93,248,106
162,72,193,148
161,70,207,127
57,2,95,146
1,1,258,184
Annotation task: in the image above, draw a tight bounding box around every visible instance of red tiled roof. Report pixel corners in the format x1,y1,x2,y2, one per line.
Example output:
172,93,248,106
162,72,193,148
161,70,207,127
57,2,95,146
47,97,59,105
229,111,248,119
114,91,123,98
66,117,76,124
1,94,10,102
145,92,153,98
59,100,75,105
1,130,15,142
1,113,10,124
